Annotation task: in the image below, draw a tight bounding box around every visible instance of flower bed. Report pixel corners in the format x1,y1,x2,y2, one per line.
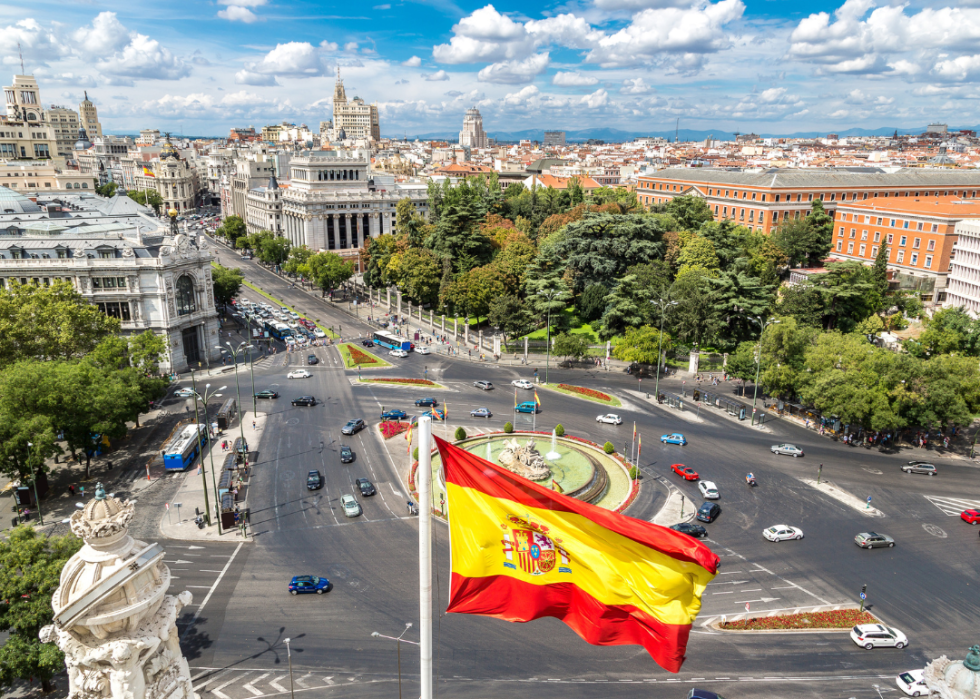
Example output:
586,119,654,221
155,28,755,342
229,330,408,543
362,377,437,386
349,346,379,365
338,343,390,369
543,383,622,407
720,609,876,631
378,421,410,439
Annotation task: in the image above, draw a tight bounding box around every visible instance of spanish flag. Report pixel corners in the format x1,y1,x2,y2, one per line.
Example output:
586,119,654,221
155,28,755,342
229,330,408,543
142,164,156,178
437,436,718,672
406,423,413,454
534,389,541,407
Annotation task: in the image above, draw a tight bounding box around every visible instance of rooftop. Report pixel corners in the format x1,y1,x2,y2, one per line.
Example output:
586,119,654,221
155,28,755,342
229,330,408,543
843,198,980,218
642,167,980,189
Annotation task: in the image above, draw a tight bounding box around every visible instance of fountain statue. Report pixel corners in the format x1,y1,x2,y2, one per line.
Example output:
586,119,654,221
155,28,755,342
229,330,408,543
545,429,562,461
39,484,195,699
498,438,552,482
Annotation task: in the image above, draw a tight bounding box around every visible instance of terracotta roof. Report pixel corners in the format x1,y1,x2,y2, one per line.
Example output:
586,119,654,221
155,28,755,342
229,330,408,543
528,174,603,189
843,197,980,218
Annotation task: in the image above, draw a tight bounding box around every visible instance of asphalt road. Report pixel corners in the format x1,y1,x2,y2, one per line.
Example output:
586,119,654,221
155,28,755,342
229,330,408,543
177,242,980,699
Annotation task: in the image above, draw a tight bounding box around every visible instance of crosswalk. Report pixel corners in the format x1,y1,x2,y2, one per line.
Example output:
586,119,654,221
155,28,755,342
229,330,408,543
923,494,980,516
192,668,343,699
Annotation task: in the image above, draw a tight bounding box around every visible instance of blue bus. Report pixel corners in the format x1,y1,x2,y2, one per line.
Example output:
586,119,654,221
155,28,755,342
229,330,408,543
163,423,207,471
373,330,411,351
263,321,293,341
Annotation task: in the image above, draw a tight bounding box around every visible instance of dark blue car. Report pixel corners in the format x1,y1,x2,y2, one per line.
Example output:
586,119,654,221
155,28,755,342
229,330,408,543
381,409,408,421
288,575,331,595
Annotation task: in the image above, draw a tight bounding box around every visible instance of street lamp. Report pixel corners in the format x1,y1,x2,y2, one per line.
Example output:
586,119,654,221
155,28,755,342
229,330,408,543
219,341,257,420
25,441,43,525
371,624,416,699
190,380,226,531
283,638,295,699
748,316,780,427
651,297,678,403
538,287,563,385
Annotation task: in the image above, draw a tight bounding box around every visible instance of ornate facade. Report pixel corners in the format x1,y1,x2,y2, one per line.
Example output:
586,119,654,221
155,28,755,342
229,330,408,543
459,108,488,149
332,70,380,142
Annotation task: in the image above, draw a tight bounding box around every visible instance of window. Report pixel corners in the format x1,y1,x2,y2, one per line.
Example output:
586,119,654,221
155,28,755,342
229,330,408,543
917,222,923,231
775,194,780,202
931,224,938,232
877,217,883,225
924,255,933,268
175,275,196,316
910,253,918,266
796,194,802,202
33,144,50,158
900,236,907,246
0,144,13,158
98,249,113,259
874,231,880,242
847,242,854,253
837,240,843,252
913,238,920,249
890,219,896,227
871,245,879,257
839,226,845,236
897,250,904,263
862,230,868,240
751,193,756,200
887,233,894,243
850,228,856,238
97,302,131,321
927,240,935,251
860,244,866,256
903,221,910,229
56,249,67,259
722,206,727,216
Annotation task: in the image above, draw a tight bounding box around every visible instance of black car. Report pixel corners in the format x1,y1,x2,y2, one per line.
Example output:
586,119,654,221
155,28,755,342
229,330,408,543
361,339,374,347
696,502,721,523
292,396,317,406
415,397,438,407
307,354,318,365
340,445,354,463
341,418,365,435
307,470,323,490
255,389,279,399
355,477,375,495
670,522,708,538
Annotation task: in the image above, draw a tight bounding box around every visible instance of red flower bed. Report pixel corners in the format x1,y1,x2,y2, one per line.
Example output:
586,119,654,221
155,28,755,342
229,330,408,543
721,609,876,631
558,383,612,401
348,345,378,365
615,478,640,513
363,378,436,386
379,421,410,439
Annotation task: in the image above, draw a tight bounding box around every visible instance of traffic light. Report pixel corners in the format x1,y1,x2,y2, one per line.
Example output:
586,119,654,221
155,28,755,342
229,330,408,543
861,584,867,596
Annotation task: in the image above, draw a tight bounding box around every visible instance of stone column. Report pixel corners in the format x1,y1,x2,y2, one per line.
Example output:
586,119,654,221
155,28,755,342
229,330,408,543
419,304,423,323
478,329,483,353
464,323,469,345
454,318,458,339
429,309,434,328
356,213,364,249
524,336,529,362
396,290,402,319
329,214,337,250
441,315,446,334
407,300,413,324
386,287,391,311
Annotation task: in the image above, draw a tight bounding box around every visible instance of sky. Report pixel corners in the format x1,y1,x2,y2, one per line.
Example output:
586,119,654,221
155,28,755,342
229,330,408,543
2,0,979,137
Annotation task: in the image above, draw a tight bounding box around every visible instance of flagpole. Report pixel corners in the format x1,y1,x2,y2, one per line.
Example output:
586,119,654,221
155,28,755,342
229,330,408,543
418,415,433,699
631,421,636,467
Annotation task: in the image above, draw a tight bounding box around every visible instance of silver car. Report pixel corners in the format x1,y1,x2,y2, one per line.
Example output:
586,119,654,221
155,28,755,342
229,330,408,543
341,494,361,518
771,443,804,457
855,531,896,549
902,461,937,476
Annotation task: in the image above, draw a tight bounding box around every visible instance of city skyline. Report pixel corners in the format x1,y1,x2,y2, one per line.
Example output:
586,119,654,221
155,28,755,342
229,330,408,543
2,0,978,136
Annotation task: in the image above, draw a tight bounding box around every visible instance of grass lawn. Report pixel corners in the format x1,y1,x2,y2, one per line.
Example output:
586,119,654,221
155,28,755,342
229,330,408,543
357,377,447,389
337,342,391,369
239,277,339,339
540,382,622,407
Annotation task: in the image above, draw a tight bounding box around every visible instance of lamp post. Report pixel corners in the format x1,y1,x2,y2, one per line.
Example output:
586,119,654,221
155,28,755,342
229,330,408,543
538,287,562,385
218,342,253,451
189,370,212,526
191,381,226,531
371,624,416,699
283,638,295,699
748,316,780,427
25,441,43,525
651,298,678,403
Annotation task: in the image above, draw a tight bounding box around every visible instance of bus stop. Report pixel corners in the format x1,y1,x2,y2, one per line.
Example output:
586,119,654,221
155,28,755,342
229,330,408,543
216,398,237,431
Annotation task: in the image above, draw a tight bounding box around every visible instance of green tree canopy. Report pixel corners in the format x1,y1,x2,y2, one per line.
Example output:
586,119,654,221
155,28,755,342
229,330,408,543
552,333,593,362
307,252,355,295
217,215,247,247
126,189,163,213
771,200,833,268
665,195,715,231
599,275,649,340
398,248,442,308
211,265,244,306
489,294,534,341
612,325,674,365
577,283,608,323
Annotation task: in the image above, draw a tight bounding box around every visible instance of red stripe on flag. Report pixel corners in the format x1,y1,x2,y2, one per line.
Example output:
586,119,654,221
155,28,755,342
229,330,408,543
448,572,691,673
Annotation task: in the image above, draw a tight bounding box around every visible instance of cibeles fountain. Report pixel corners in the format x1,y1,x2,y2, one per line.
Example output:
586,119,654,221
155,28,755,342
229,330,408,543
40,484,196,699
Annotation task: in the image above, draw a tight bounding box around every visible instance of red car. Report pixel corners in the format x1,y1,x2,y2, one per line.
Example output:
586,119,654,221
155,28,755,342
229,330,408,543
671,463,699,481
962,509,980,524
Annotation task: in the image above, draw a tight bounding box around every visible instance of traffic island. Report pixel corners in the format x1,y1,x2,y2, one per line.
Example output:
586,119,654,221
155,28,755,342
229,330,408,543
540,383,623,407
337,342,391,369
712,606,878,633
356,377,447,389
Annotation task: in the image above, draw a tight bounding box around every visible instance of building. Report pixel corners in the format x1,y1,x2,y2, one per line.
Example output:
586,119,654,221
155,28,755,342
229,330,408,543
244,174,283,234
75,134,134,187
943,219,980,316
280,150,427,270
136,129,160,146
459,108,488,149
45,105,79,157
636,168,980,234
130,137,202,213
231,152,277,219
544,131,566,147
0,186,221,372
0,159,94,193
521,174,603,192
78,91,102,139
332,70,380,142
2,75,58,161
228,127,258,143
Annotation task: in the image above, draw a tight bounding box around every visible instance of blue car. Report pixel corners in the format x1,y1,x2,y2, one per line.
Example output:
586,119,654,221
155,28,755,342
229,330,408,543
422,408,445,420
288,575,332,595
381,409,408,421
515,401,538,414
661,432,687,446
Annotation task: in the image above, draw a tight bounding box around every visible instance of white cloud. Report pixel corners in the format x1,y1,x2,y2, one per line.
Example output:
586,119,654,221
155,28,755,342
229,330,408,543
934,55,980,82
594,0,695,9
478,53,549,83
424,70,451,81
552,71,599,86
758,86,787,103
0,18,68,63
403,55,422,67
344,42,359,52
72,12,129,55
620,77,652,93
580,88,609,108
235,69,279,86
374,3,391,8
219,0,267,6
218,6,259,22
96,33,190,81
246,42,328,77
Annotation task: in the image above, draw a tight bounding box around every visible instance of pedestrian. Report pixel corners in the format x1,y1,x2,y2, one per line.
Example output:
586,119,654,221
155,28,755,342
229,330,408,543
69,484,76,496
252,420,256,430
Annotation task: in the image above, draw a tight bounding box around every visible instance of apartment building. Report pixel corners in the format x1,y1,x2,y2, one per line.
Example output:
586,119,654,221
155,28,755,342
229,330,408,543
45,105,80,157
944,220,980,316
332,70,380,142
231,152,277,218
78,92,103,140
0,160,94,193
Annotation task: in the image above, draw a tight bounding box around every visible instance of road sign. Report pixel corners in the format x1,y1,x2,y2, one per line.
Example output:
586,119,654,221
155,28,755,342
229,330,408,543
860,592,867,600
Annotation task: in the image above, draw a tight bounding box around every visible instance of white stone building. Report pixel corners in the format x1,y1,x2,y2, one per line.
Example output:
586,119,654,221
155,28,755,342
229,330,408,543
943,219,980,316
129,137,202,213
45,105,80,157
459,108,488,149
332,70,380,142
0,187,221,372
245,174,283,234
78,91,103,139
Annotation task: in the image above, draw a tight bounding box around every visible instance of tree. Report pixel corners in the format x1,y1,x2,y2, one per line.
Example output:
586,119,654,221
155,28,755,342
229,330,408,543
396,197,426,247
778,283,825,328
211,265,245,306
771,200,833,268
217,215,247,247
810,262,876,332
126,188,164,212
577,283,608,323
599,275,649,340
665,195,715,231
96,182,118,198
676,236,720,275
669,268,721,349
553,333,592,362
398,248,442,307
552,213,665,291
424,179,492,273
307,252,354,295
612,326,673,365
442,264,511,319
0,526,83,694
489,294,534,341
871,241,890,310
709,268,777,343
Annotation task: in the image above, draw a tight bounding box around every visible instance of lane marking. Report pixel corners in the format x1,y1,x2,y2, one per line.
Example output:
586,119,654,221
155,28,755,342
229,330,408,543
243,673,270,696
180,542,244,642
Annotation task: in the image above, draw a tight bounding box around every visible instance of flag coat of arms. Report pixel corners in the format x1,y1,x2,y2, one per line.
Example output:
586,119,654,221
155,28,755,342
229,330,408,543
436,436,719,672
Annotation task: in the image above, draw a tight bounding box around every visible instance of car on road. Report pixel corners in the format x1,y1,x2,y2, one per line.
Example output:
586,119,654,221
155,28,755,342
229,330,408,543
671,463,699,480
670,522,708,538
902,461,937,476
389,349,409,358
422,408,445,420
596,414,623,425
470,407,492,418
340,445,354,463
961,509,980,524
341,494,361,518
850,623,908,650
314,329,326,338
291,396,317,406
698,480,720,499
361,339,374,347
307,470,323,490
307,354,318,365
416,347,430,355
512,379,534,390
381,409,408,421
356,477,375,496
515,401,538,414
687,689,726,699
661,433,687,446
696,502,721,523
854,531,895,548
288,369,312,379
341,419,365,435
174,388,196,398
896,669,927,696
474,380,493,390
415,397,438,407
771,443,804,457
763,525,804,542
288,575,331,595
255,390,279,399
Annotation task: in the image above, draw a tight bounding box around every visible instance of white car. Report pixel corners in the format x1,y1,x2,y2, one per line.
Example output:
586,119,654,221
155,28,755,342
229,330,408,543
314,329,326,338
851,623,907,650
284,336,296,345
763,525,804,542
173,388,196,398
416,346,431,355
512,379,533,389
596,414,622,425
771,443,804,457
896,670,927,696
341,493,362,518
287,369,312,379
289,311,300,319
389,349,409,358
698,480,720,499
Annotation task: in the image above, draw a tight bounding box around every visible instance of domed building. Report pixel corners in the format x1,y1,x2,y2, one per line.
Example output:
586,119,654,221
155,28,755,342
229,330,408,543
924,644,980,698
131,135,202,214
